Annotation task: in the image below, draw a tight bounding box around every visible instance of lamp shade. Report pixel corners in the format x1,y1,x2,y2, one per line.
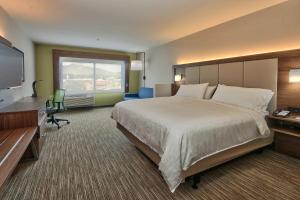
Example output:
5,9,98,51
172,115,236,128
175,74,182,82
289,69,300,83
131,60,143,71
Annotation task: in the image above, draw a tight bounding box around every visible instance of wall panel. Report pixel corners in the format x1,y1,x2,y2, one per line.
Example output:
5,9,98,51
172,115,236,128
219,62,244,86
199,65,218,85
185,67,200,84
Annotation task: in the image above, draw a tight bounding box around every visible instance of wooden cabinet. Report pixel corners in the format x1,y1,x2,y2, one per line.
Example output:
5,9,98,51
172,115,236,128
268,114,300,159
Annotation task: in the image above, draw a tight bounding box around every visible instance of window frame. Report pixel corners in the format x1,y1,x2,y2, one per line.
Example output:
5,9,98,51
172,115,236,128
53,49,130,94
59,57,126,95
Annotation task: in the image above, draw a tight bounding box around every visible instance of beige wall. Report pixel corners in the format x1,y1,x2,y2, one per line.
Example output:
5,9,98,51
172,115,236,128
145,0,300,87
0,7,35,108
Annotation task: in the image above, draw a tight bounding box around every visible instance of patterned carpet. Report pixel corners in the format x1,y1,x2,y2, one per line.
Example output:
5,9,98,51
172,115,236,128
0,107,300,200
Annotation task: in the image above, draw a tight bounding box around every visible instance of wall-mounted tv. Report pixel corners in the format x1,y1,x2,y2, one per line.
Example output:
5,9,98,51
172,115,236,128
0,41,24,89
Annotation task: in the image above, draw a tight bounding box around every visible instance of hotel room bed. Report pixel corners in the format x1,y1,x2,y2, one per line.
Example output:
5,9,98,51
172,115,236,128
111,96,273,192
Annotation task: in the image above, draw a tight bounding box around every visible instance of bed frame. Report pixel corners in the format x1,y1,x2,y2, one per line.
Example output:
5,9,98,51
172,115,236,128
117,123,273,188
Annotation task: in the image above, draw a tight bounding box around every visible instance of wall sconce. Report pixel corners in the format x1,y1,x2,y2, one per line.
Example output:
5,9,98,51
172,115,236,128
289,69,300,83
175,74,183,82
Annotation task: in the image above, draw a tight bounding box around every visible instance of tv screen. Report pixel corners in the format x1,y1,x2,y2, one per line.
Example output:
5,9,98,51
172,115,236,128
0,42,24,89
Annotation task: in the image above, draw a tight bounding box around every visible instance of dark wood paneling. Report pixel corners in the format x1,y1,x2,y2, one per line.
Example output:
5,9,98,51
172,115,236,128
52,49,131,93
277,56,300,109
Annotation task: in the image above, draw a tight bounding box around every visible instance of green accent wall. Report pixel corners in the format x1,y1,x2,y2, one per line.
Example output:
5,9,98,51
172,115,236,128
35,43,140,106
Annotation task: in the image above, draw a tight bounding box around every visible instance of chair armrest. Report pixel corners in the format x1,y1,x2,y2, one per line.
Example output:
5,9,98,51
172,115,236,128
46,99,51,108
124,93,139,97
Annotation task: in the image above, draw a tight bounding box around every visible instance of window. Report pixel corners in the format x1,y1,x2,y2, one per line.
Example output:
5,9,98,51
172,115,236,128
60,57,125,95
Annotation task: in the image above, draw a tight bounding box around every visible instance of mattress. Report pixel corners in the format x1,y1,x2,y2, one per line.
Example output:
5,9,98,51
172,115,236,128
111,96,271,192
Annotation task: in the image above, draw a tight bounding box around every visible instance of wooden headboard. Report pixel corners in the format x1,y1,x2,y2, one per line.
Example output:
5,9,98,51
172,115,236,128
173,49,300,111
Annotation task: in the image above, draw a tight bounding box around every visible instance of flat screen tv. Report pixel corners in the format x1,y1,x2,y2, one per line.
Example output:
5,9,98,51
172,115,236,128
0,42,24,89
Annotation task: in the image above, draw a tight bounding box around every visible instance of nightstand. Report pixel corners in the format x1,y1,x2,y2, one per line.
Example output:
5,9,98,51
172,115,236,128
267,114,300,159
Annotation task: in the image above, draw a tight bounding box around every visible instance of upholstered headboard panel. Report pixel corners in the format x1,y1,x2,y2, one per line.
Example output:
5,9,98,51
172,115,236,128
199,65,219,85
219,62,244,86
175,58,278,112
244,59,278,112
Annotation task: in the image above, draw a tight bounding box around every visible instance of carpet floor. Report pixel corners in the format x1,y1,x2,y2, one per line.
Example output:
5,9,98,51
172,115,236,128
0,107,300,200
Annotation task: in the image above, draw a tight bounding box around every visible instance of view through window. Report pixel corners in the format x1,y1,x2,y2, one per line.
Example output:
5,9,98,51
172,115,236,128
60,57,125,95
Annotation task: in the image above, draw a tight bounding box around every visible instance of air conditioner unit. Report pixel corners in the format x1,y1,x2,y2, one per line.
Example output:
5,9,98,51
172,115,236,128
64,94,95,108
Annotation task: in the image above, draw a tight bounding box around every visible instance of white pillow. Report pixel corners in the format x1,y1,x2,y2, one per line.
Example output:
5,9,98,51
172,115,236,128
212,84,274,113
176,83,209,99
204,86,217,99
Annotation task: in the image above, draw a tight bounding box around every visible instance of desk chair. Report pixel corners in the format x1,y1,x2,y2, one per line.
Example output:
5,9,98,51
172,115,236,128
46,89,70,129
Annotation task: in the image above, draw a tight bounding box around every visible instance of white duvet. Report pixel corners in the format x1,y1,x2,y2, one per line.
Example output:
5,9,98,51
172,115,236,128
111,96,271,192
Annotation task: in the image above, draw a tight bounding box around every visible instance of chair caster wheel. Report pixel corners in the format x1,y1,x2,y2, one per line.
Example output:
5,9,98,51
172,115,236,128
67,121,70,124
58,126,61,129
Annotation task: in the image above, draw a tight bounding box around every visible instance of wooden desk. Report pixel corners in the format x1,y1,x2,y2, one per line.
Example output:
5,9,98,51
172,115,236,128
0,97,47,152
268,114,300,159
0,97,47,187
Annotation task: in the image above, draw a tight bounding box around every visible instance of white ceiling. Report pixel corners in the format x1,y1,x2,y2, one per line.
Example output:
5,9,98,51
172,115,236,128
1,0,286,52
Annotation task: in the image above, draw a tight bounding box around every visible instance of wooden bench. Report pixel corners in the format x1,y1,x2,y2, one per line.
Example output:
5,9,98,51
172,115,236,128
0,127,38,187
